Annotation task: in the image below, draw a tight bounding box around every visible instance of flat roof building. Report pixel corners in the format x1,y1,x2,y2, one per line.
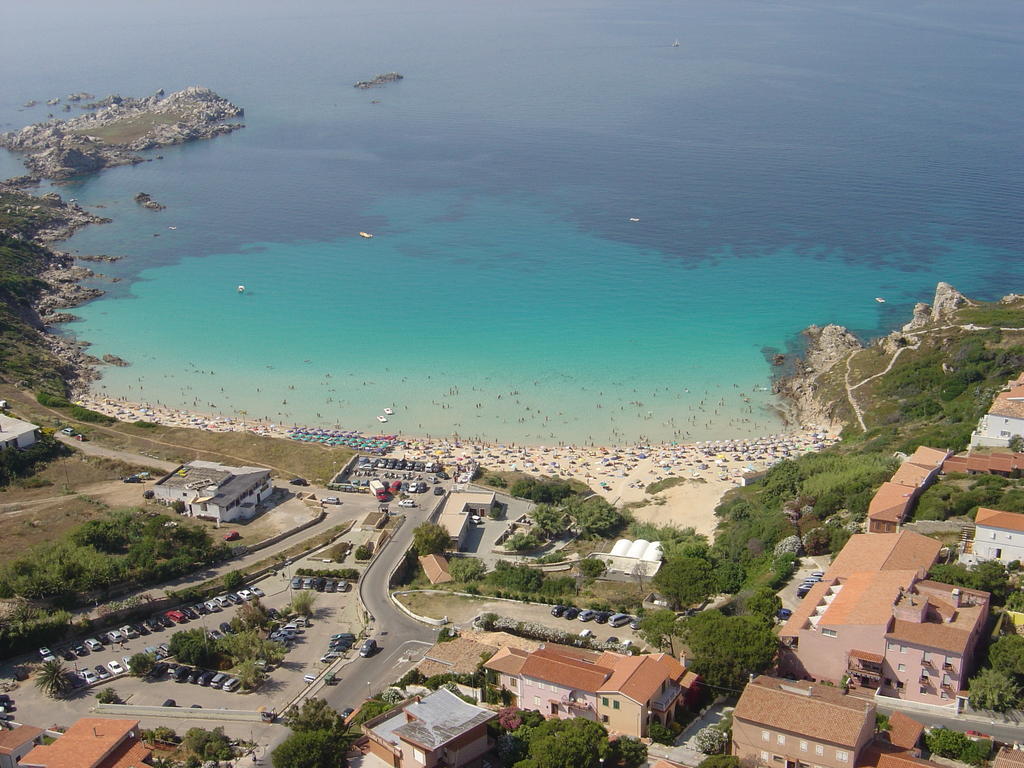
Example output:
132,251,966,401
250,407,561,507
153,460,271,523
436,492,494,551
0,414,40,450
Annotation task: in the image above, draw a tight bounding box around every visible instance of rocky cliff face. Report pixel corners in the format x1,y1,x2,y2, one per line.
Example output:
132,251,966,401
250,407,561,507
773,324,863,428
1,86,244,180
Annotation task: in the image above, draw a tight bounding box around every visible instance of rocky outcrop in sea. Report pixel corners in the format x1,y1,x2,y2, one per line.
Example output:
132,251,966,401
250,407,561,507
1,86,244,180
354,72,404,89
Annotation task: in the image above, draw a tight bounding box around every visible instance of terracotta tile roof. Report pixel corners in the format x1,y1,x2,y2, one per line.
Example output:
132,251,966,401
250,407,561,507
886,598,984,655
417,637,496,677
906,446,951,469
599,652,687,704
780,581,833,637
850,649,884,664
419,554,452,584
993,747,1024,768
886,712,924,750
820,571,917,626
101,740,151,768
941,456,969,474
519,645,613,692
975,507,1024,533
914,580,988,602
483,645,529,675
22,719,141,768
989,385,1024,419
867,483,915,523
651,761,686,768
0,726,44,755
890,463,934,489
733,675,872,748
858,746,938,768
828,532,940,578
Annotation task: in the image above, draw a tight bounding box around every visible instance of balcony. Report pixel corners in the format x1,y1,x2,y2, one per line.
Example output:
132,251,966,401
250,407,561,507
921,658,933,668
561,696,593,712
650,683,683,712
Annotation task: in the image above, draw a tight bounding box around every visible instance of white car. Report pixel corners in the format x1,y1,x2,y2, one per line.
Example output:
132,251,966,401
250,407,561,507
39,647,56,662
214,595,230,608
237,589,253,601
107,660,126,676
578,629,594,639
84,638,104,652
397,499,416,508
204,600,222,613
81,669,99,685
469,515,483,524
106,630,124,644
120,625,139,639
250,586,265,598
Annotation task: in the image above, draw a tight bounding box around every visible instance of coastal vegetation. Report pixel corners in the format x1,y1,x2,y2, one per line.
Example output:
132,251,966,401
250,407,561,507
0,508,230,604
0,433,69,488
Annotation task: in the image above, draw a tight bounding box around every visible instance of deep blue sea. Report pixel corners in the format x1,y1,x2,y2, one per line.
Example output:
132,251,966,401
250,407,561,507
2,0,1022,444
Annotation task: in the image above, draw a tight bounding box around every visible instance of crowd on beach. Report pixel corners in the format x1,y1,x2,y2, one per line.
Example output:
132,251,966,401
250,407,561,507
74,393,837,503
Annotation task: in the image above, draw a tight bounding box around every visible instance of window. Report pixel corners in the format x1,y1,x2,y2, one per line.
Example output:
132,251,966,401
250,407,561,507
901,645,907,653
613,701,620,710
762,731,770,742
413,750,425,765
761,752,770,762
602,697,609,706
815,746,824,756
800,741,808,752
897,664,905,672
822,628,837,638
510,678,518,689
837,751,849,763
777,735,786,745
533,696,540,706
920,687,928,694
602,715,609,723
887,642,899,651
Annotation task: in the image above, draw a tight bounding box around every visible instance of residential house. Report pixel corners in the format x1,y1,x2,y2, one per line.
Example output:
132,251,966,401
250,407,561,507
993,747,1024,768
419,554,453,585
971,374,1024,448
867,447,950,533
362,689,494,768
21,718,151,768
732,676,875,768
780,532,987,709
0,414,40,450
484,643,697,738
153,460,272,523
941,452,1024,477
0,726,45,768
960,508,1024,566
435,492,495,551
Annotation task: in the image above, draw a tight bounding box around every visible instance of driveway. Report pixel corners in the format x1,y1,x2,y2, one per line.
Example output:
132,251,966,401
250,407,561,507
777,555,832,611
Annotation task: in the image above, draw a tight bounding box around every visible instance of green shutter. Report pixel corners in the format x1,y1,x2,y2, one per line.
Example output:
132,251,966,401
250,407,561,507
613,700,620,710
602,697,609,706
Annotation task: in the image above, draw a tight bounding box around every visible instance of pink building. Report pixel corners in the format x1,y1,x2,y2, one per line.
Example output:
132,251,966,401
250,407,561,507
780,532,989,710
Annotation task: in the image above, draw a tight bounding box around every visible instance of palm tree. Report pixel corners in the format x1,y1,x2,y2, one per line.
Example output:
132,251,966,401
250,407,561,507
35,659,71,699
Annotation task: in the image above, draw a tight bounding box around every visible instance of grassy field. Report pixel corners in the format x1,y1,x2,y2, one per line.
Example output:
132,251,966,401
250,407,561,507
69,110,187,145
1,383,354,482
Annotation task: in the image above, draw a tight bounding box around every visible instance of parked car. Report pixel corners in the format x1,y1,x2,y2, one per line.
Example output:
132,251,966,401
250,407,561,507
144,617,164,632
162,698,176,707
593,611,612,624
291,577,303,590
359,639,378,657
38,647,56,662
225,593,243,605
157,614,175,628
251,586,265,598
303,673,317,684
608,613,632,628
579,629,594,639
210,673,227,689
398,499,416,508
84,638,104,652
173,666,190,682
150,663,169,678
107,660,126,675
777,608,793,621
199,671,216,686
214,595,231,608
320,652,344,663
577,610,597,622
322,497,342,505
180,607,199,620
237,589,253,601
223,530,240,541
61,648,76,662
434,486,445,495
72,643,89,657
290,477,309,486
106,630,125,644
94,664,111,680
563,607,581,620
166,610,187,624
222,677,241,692
331,633,356,642
551,605,567,617
81,669,99,685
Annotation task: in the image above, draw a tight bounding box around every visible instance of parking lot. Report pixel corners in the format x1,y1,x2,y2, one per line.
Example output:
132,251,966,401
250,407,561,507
777,555,832,612
3,571,364,730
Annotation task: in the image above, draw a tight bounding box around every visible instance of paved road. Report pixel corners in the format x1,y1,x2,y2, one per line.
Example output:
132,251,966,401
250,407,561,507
876,701,1024,744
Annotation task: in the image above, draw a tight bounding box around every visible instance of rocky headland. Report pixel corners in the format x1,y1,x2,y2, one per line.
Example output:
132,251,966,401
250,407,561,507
354,72,404,89
772,282,981,428
1,86,244,180
134,192,166,210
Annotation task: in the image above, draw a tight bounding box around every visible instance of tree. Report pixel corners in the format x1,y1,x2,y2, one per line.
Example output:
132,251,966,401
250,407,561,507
235,658,266,691
354,545,372,560
693,727,729,755
990,634,1024,677
413,522,450,556
272,729,351,768
566,497,626,539
96,687,120,704
128,651,156,677
578,558,606,580
34,659,71,698
290,590,317,617
168,628,217,667
744,587,782,625
531,505,568,539
638,610,681,655
519,716,609,768
654,556,715,608
679,611,776,689
505,531,542,552
223,570,244,591
448,557,487,582
613,737,647,768
968,668,1021,713
184,727,233,761
1007,591,1024,612
237,598,271,630
648,722,674,745
283,698,344,732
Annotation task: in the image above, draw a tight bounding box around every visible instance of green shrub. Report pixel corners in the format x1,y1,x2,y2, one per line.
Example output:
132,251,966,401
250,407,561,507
36,392,70,407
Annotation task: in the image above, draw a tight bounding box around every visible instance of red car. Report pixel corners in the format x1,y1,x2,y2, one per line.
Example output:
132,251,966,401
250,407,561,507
390,480,402,493
376,491,390,502
165,610,187,624
223,530,240,541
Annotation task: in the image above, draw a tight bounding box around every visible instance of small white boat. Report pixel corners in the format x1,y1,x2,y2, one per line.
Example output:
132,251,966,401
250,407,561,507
383,407,394,415
377,415,388,423
237,285,246,294
875,297,886,303
629,217,640,222
672,39,680,47
359,231,374,239
168,226,177,230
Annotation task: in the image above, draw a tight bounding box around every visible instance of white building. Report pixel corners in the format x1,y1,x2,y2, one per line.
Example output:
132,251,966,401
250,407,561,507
436,491,495,551
153,460,272,523
0,414,41,450
971,376,1024,448
596,538,664,577
961,507,1024,566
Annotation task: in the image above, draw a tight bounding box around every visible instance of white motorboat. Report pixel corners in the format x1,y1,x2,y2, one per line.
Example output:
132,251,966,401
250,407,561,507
383,407,394,415
377,415,388,423
237,285,245,293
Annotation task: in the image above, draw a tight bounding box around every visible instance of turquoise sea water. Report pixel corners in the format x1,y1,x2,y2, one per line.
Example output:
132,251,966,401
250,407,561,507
2,0,1023,443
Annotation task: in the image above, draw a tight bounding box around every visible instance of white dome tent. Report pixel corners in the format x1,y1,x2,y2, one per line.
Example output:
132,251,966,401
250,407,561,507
592,537,664,577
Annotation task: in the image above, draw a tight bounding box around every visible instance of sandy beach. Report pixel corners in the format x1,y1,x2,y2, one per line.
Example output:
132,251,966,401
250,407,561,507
73,393,836,539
